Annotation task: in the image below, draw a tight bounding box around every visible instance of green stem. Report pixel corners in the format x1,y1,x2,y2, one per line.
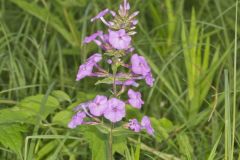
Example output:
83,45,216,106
109,123,113,160
112,66,117,97
109,59,118,160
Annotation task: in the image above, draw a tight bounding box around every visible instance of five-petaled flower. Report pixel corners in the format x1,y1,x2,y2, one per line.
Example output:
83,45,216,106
109,29,131,50
128,89,144,109
131,54,151,76
104,98,126,123
89,95,108,116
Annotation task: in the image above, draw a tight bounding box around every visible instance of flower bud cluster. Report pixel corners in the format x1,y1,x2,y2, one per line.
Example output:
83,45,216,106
69,0,154,135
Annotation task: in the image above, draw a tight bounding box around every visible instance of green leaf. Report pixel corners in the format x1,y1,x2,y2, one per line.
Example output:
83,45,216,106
17,95,59,120
36,140,58,160
51,90,71,103
134,137,141,160
52,110,72,126
112,136,127,156
0,124,26,157
207,133,222,160
95,77,114,85
0,107,34,124
67,92,97,110
83,126,108,160
158,118,173,131
177,133,193,160
151,117,170,143
0,95,59,124
76,92,97,102
126,105,142,120
83,125,128,159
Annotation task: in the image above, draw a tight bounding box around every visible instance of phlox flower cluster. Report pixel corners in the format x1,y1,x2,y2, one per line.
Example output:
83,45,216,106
69,0,154,135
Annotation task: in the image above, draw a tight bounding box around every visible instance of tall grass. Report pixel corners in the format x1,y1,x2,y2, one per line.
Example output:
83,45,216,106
0,0,239,159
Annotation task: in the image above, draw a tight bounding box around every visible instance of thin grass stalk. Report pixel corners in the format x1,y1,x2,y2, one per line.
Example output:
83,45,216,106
224,70,231,160
231,0,238,159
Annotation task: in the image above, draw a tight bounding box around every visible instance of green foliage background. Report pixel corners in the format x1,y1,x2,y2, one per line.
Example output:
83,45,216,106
0,0,239,159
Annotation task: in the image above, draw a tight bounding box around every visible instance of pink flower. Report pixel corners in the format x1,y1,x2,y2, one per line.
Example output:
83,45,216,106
131,54,151,76
91,9,116,26
73,101,93,117
76,63,94,81
91,9,110,22
86,53,102,64
130,54,155,87
84,31,103,43
145,72,154,87
68,112,86,128
128,119,141,132
104,98,126,123
109,29,131,50
115,79,139,87
141,116,154,135
123,80,139,87
128,89,144,109
89,95,108,116
76,54,102,81
84,32,113,50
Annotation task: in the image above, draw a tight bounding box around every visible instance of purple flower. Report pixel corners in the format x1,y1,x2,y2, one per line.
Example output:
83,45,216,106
68,112,86,128
91,9,116,26
115,80,139,87
86,53,102,65
91,9,110,22
99,34,113,50
128,89,144,109
141,116,154,135
131,54,151,76
145,72,154,87
104,98,126,123
76,54,102,81
128,119,141,132
76,63,94,81
89,95,108,116
74,101,93,117
109,29,131,50
84,31,113,50
84,31,103,43
114,73,139,87
124,80,139,87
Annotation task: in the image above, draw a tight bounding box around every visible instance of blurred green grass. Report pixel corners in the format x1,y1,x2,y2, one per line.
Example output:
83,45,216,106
0,0,239,159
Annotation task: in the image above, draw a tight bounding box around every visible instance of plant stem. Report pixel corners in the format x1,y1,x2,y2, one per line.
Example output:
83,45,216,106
113,71,117,97
109,123,113,160
109,60,118,160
